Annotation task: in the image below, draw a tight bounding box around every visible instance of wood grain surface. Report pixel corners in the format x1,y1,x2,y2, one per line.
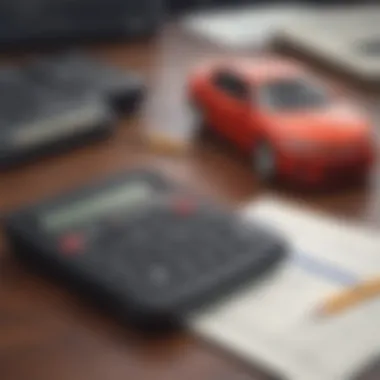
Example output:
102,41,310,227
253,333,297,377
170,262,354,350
0,24,379,380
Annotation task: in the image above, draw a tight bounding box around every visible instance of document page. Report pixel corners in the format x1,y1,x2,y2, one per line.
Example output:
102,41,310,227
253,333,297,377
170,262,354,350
189,197,380,380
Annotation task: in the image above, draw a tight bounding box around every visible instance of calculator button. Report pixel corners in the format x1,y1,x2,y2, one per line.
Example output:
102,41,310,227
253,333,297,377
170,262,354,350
59,233,85,255
146,263,172,287
171,197,197,216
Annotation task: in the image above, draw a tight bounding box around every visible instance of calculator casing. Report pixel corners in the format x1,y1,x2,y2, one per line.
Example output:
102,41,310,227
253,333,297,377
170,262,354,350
0,67,116,169
27,53,146,115
4,170,288,331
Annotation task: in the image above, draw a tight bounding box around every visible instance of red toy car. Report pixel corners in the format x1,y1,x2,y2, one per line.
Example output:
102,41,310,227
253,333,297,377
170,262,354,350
188,57,374,184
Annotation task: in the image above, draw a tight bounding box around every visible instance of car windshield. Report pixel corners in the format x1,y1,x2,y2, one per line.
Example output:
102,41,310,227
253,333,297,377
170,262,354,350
259,77,330,111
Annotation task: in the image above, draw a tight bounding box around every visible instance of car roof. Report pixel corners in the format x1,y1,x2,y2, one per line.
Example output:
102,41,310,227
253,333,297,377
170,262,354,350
216,57,306,85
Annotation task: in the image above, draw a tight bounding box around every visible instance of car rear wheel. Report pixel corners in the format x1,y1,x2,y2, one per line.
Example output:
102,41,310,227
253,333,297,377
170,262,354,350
253,140,277,183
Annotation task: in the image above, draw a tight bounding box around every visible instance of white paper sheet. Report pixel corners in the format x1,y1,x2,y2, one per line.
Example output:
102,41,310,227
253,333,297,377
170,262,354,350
275,6,380,80
189,197,380,380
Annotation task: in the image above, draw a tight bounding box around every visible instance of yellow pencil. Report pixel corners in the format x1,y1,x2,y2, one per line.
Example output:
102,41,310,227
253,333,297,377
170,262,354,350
316,276,380,318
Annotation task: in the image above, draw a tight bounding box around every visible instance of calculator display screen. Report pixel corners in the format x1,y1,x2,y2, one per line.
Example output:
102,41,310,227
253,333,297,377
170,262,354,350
41,182,153,231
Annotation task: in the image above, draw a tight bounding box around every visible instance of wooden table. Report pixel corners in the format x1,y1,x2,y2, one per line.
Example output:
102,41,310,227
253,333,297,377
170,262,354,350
0,24,379,380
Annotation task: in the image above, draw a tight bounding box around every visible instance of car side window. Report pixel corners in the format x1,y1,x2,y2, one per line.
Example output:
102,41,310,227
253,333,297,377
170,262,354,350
212,70,249,101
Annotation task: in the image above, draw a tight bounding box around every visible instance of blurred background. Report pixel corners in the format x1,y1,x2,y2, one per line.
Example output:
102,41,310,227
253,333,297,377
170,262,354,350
0,1,380,380
0,0,377,47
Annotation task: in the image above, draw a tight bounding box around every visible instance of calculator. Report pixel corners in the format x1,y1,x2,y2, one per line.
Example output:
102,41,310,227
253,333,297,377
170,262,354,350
4,170,288,330
0,67,115,168
27,52,146,115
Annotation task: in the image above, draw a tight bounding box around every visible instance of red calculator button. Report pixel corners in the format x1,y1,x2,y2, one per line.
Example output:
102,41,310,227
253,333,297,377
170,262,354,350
172,197,197,216
60,233,85,255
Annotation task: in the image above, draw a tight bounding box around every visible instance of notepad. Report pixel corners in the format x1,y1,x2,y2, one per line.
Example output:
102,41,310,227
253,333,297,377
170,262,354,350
189,197,380,380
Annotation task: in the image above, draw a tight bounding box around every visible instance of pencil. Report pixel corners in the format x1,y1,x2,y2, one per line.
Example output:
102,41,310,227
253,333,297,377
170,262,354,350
316,276,380,318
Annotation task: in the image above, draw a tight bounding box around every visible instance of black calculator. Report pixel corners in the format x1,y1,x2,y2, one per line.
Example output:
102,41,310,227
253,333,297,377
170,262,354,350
27,52,146,115
0,67,115,168
4,170,288,330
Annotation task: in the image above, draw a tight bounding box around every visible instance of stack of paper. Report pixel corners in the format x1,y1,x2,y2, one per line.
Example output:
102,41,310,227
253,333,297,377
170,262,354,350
274,5,380,84
181,5,311,50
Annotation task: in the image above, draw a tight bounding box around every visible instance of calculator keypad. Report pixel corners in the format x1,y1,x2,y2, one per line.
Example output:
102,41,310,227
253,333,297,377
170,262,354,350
54,195,287,317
